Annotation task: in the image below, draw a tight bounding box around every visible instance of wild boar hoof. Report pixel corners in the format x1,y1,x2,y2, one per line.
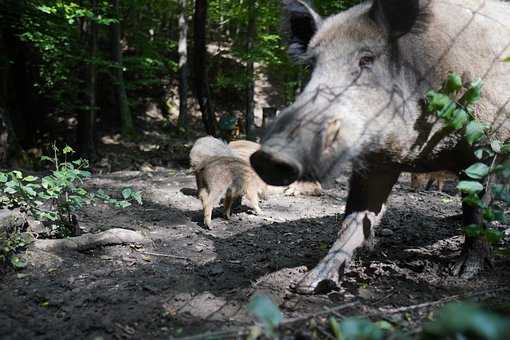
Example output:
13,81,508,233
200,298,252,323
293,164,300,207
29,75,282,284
291,263,344,295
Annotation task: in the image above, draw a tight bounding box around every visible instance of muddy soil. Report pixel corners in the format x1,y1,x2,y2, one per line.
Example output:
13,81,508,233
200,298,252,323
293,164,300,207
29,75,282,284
1,163,509,340
1,115,510,339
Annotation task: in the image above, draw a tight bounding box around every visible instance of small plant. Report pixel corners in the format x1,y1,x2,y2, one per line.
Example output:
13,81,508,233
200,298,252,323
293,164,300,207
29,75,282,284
329,317,387,340
0,144,142,238
247,294,284,339
422,303,510,340
0,223,32,270
245,295,509,339
426,74,509,246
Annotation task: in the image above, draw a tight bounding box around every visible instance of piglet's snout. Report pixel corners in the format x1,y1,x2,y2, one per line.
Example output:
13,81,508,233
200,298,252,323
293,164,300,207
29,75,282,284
250,149,302,186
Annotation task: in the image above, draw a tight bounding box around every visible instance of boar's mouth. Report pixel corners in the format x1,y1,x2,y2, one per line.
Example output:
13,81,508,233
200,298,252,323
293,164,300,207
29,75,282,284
250,149,302,186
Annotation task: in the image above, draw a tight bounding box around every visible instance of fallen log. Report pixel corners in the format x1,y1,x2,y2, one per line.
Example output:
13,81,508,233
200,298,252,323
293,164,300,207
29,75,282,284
32,228,148,252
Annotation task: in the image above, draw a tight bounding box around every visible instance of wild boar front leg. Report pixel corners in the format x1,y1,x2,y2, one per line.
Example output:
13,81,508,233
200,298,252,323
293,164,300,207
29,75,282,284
293,168,400,295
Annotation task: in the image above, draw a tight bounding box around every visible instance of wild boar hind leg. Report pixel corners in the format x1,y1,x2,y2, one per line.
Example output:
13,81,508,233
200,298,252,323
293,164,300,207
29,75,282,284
293,168,400,295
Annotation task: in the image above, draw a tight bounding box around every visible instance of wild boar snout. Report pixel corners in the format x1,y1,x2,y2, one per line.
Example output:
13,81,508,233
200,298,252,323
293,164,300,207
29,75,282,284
250,148,302,186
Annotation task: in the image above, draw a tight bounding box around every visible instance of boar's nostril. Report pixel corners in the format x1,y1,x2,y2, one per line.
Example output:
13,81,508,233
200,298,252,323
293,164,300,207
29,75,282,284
250,149,302,186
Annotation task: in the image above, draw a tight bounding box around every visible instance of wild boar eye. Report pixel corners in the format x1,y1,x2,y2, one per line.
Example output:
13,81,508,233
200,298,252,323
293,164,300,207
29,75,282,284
359,55,374,69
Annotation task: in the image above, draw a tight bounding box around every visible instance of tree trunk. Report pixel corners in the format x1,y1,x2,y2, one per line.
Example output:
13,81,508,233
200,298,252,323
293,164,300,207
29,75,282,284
111,0,134,138
245,0,257,141
0,23,21,163
1,0,43,148
193,0,216,136
77,0,98,160
177,0,189,129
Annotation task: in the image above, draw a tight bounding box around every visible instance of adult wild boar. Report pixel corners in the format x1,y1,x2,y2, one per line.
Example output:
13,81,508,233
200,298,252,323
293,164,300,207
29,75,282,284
250,0,510,294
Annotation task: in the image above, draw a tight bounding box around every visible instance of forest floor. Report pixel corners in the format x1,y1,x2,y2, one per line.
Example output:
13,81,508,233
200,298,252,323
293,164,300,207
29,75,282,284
1,115,510,339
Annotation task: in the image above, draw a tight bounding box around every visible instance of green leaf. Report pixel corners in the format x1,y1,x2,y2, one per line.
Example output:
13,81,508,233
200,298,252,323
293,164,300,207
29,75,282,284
247,295,283,336
426,91,451,113
40,156,53,163
442,73,463,95
78,170,91,178
464,162,490,180
462,193,485,208
4,187,17,194
474,147,494,160
483,208,496,222
501,144,510,154
0,173,7,183
10,256,28,269
464,224,483,237
492,184,510,203
63,145,75,154
424,303,509,339
460,79,483,106
339,318,384,340
485,229,503,244
132,191,143,205
375,320,395,332
504,56,510,62
24,186,37,197
12,171,23,179
37,5,53,14
23,176,38,182
457,180,484,194
465,121,486,145
122,188,133,199
495,160,510,178
329,317,342,339
118,201,131,209
490,140,502,153
437,101,456,119
5,180,17,188
449,108,469,130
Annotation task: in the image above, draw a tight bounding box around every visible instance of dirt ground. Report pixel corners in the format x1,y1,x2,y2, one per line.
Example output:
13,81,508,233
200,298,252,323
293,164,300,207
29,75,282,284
1,165,510,339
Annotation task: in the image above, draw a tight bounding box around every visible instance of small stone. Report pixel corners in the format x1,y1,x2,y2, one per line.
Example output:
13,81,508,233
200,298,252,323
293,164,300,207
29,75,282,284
380,228,394,237
209,264,224,276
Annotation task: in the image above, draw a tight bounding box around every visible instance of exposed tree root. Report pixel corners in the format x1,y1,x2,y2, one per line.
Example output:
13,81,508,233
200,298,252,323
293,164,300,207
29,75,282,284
32,228,148,252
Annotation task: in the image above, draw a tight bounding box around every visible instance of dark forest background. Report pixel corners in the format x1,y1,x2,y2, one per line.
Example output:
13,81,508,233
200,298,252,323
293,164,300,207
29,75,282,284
0,0,361,166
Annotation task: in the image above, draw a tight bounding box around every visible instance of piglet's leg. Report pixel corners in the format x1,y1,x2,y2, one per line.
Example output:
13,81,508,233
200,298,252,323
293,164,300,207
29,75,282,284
293,168,400,295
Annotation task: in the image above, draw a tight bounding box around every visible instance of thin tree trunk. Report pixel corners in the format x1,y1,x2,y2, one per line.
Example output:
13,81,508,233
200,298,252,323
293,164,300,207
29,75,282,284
2,0,42,148
0,26,21,162
0,109,21,164
245,0,256,140
193,0,216,136
77,0,97,160
111,0,134,138
177,0,189,129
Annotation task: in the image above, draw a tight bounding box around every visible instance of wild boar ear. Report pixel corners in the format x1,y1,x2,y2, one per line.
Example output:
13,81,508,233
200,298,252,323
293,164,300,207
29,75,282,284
284,0,322,60
370,0,421,38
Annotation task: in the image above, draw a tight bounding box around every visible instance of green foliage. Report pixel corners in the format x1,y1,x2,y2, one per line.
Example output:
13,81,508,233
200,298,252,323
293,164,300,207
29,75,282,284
422,303,510,340
329,317,385,340
247,294,283,338
426,73,510,247
7,0,365,137
0,145,143,238
247,296,509,339
0,225,32,270
17,1,116,112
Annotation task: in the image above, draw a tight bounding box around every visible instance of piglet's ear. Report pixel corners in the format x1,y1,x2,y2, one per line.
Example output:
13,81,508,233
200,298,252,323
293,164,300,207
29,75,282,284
284,0,322,60
369,0,421,38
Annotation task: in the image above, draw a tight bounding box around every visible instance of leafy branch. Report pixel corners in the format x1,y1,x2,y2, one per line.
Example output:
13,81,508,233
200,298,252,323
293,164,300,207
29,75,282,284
0,144,142,239
426,74,509,244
